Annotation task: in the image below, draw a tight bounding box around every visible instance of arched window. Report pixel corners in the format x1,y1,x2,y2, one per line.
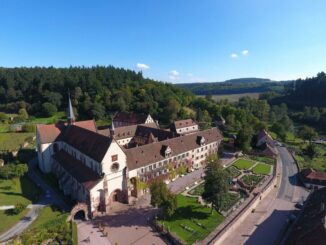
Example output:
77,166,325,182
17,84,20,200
111,162,119,173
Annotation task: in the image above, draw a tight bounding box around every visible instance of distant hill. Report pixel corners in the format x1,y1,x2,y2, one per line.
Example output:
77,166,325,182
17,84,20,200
177,78,286,95
224,78,272,84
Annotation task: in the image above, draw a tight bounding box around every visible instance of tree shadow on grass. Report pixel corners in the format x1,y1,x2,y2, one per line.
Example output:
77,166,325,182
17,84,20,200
168,205,211,221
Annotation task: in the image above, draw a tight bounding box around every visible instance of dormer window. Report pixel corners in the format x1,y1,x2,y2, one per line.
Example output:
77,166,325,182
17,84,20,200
197,136,206,146
161,145,172,158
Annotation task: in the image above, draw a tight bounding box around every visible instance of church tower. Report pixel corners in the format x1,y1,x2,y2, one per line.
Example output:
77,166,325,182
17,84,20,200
67,93,75,125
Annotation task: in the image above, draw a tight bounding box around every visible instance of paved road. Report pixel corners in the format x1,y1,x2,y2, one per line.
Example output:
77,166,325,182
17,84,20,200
0,201,48,242
220,146,309,245
0,158,71,243
168,168,204,193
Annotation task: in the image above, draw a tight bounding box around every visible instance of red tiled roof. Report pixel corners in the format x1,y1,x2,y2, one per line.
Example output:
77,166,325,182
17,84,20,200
37,120,97,144
53,150,102,190
302,168,326,181
59,125,112,163
124,127,222,170
173,119,197,129
113,112,149,126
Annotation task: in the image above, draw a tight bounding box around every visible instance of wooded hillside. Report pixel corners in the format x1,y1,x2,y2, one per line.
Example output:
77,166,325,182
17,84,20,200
0,66,194,123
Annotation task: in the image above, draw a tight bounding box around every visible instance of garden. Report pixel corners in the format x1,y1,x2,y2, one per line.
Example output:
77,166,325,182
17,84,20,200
241,174,264,187
159,195,224,245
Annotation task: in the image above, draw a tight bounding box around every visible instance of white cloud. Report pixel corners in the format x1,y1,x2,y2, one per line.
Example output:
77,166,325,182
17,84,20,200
230,53,238,58
187,73,193,77
136,63,150,70
169,70,179,76
242,50,249,55
168,70,180,81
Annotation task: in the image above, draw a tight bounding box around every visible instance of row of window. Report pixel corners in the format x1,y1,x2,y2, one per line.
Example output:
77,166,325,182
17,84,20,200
139,142,218,174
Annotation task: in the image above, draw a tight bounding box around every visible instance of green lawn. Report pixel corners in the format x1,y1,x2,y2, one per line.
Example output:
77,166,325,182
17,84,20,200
159,195,224,245
0,177,41,206
0,176,41,235
241,175,264,187
249,155,275,165
0,123,10,133
252,164,272,175
0,132,34,151
233,159,254,170
28,111,65,124
0,209,29,235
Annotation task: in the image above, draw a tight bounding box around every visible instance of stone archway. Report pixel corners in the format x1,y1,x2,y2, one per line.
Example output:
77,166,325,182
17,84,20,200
67,203,89,221
109,189,123,204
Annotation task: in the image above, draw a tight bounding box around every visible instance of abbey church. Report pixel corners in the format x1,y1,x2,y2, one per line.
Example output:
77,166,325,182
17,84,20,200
36,96,222,217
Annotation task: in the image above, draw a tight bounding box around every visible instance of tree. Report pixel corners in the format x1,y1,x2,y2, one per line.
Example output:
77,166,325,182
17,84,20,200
0,112,8,123
42,102,57,117
298,125,317,142
303,144,317,159
150,179,177,218
18,108,29,120
236,126,254,152
161,193,177,219
150,179,169,207
202,155,229,213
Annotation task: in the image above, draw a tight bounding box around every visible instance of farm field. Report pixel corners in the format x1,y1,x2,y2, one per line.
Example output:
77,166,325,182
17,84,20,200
198,93,260,102
0,132,34,151
159,195,224,245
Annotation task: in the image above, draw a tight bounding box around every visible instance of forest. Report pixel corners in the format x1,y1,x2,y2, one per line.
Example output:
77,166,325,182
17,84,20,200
0,66,194,124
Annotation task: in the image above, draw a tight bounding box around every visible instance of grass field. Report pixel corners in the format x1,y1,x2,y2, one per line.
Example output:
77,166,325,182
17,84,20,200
0,209,29,235
0,177,41,206
0,176,41,235
198,93,260,102
249,155,275,165
160,195,224,244
252,164,272,175
233,159,254,170
241,175,264,186
0,132,34,151
28,111,65,124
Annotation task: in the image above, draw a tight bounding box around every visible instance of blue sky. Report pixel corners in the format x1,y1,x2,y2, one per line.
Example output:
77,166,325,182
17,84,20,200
0,0,325,83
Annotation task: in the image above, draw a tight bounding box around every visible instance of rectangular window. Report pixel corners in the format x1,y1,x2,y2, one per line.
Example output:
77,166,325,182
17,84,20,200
182,154,185,158
111,155,118,161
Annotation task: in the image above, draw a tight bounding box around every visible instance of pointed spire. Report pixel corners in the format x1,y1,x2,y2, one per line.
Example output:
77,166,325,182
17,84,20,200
67,91,75,125
110,116,115,136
